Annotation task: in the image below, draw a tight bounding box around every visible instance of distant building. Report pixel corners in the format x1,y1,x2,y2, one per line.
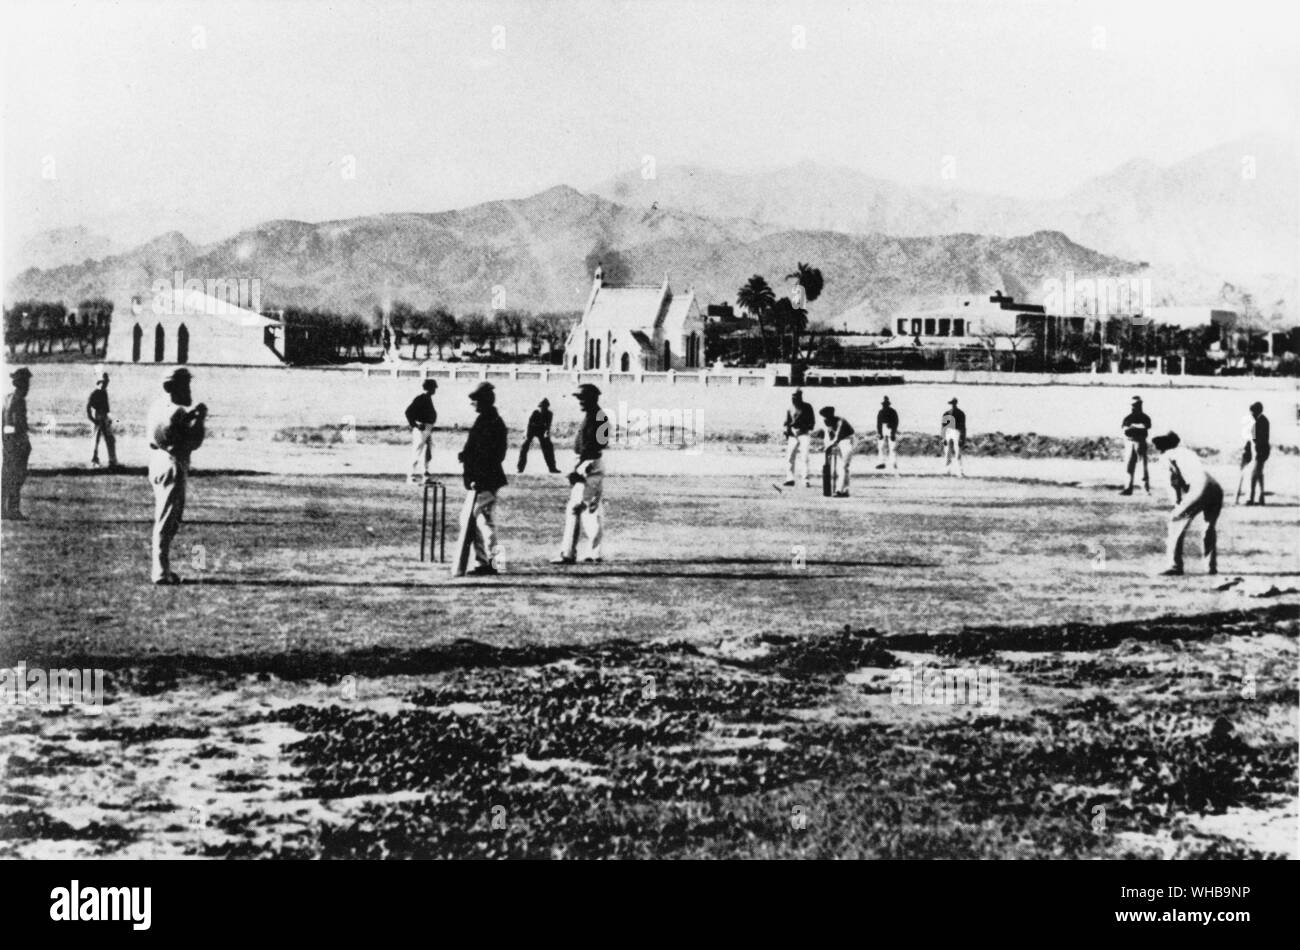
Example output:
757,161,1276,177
1143,306,1237,330
564,270,705,371
106,289,284,366
884,292,1082,349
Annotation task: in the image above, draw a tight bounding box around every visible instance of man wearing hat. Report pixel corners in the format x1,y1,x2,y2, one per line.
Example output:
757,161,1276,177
815,405,856,497
2,367,33,520
517,397,560,474
1151,431,1221,576
457,382,508,575
404,379,439,484
1119,396,1152,495
940,398,966,477
145,368,207,584
875,396,900,474
1243,401,1270,506
782,389,816,487
553,383,607,563
86,372,118,469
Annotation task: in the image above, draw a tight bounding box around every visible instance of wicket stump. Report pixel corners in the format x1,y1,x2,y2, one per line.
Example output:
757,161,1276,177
419,481,448,562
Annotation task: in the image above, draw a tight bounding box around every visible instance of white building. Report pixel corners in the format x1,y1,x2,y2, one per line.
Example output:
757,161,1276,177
106,288,285,366
564,270,705,372
883,292,1086,350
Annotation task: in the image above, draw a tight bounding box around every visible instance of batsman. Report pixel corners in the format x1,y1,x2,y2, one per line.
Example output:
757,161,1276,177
1151,431,1221,577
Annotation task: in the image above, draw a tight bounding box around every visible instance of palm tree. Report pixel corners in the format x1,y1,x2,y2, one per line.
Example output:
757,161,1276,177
736,275,776,363
784,263,824,378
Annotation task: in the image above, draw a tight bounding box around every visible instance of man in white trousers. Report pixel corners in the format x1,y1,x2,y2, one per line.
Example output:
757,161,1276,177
145,368,207,585
553,383,607,564
782,389,816,487
405,379,438,484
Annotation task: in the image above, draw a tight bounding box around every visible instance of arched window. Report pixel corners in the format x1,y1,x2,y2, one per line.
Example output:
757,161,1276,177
177,324,189,364
131,324,143,362
154,324,166,362
620,352,630,372
663,340,671,370
594,339,602,368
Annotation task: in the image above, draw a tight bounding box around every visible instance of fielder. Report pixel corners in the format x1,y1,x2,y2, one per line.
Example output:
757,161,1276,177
146,368,207,585
816,405,856,497
1151,431,1221,577
940,398,966,477
517,397,560,474
553,383,606,564
457,382,508,576
86,372,118,469
875,396,900,474
1120,395,1152,495
1243,401,1270,506
2,367,33,521
405,379,439,484
782,389,816,487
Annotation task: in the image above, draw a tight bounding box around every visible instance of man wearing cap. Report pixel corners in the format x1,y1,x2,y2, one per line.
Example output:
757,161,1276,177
782,389,816,487
875,396,900,474
457,382,508,575
405,379,439,484
815,406,856,497
940,398,966,477
1151,431,1221,576
553,383,607,563
1243,401,1270,506
86,372,118,469
1120,396,1152,495
1,367,33,520
517,398,560,474
146,368,207,584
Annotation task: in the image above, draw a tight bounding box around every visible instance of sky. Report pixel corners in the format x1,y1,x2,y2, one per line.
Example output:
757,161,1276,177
3,0,1297,248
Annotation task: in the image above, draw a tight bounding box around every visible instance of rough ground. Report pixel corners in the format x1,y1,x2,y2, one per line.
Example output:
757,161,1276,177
1,456,1297,858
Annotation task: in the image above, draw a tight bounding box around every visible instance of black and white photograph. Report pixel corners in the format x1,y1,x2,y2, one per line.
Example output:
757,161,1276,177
1,0,1297,912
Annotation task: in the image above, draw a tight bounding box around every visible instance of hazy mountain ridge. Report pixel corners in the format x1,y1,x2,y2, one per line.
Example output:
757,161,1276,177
6,185,1140,331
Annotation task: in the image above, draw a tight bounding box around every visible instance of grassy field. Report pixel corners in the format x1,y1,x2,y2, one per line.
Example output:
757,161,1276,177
1,462,1297,858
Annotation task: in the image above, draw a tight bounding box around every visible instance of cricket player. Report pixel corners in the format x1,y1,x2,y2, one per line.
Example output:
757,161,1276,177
1120,395,1152,495
1243,401,1270,506
146,368,207,585
816,406,856,497
782,389,816,487
553,383,606,564
86,372,118,469
1,367,33,521
517,398,560,473
1151,431,1221,576
941,398,966,477
875,396,900,473
458,382,508,576
405,379,438,484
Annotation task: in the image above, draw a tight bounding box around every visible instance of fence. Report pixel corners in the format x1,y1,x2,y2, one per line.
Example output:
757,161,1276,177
360,362,777,387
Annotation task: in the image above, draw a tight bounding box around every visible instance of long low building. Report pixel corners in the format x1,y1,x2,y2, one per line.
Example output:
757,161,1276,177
882,292,1085,349
106,288,285,365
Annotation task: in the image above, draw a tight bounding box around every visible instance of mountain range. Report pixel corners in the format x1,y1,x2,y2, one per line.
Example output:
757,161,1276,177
6,134,1294,330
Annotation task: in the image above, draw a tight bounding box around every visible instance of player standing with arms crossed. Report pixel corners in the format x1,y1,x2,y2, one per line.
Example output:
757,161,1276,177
1151,431,1221,576
553,383,606,564
782,389,815,487
146,368,206,585
875,396,900,474
86,372,118,470
1119,395,1151,495
941,398,966,477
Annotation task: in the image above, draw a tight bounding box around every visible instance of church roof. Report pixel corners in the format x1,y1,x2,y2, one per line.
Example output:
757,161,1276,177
583,283,670,332
149,288,282,328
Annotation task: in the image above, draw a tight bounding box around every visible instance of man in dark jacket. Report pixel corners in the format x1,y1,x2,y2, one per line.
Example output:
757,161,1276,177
405,379,438,484
1120,395,1152,495
553,383,607,564
517,397,559,473
2,367,33,520
458,382,508,575
782,389,816,487
875,395,900,473
86,372,118,469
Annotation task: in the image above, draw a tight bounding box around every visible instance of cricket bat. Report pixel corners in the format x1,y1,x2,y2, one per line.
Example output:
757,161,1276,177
822,450,833,497
452,489,478,576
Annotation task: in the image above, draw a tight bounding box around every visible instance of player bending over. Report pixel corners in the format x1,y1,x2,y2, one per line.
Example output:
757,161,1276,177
1151,431,1221,577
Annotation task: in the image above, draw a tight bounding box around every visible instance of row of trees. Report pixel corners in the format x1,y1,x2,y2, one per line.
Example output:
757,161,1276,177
3,299,114,357
378,304,576,362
